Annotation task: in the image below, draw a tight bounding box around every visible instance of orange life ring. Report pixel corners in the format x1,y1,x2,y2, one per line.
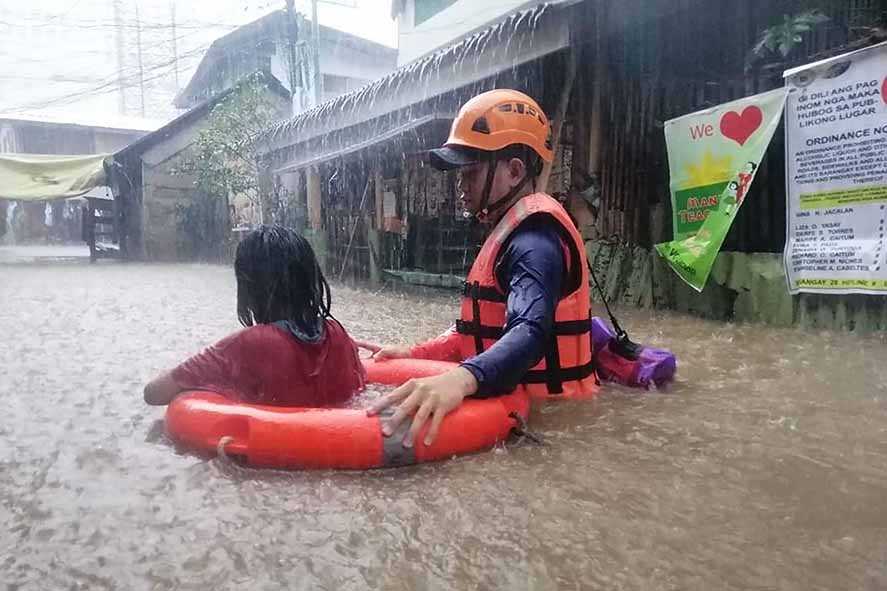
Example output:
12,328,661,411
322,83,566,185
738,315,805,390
164,358,530,470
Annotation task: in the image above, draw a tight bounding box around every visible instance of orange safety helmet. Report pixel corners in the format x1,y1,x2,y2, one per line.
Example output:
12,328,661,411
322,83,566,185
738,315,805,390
429,89,553,171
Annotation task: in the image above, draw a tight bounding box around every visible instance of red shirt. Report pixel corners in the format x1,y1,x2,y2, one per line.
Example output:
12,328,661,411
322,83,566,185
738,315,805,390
171,319,366,407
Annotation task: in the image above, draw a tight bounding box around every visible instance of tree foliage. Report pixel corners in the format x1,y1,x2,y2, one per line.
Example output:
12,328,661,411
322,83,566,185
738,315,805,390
751,10,831,62
174,72,281,259
747,0,887,71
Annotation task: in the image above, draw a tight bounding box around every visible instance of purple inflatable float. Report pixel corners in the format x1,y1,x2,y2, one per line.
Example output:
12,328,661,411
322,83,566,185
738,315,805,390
591,317,676,389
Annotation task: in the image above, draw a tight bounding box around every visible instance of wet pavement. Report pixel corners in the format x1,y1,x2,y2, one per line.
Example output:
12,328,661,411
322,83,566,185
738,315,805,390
0,244,90,264
2,256,887,590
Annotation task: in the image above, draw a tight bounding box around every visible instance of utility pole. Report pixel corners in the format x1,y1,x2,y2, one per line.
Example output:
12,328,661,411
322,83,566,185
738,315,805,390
135,3,146,117
113,0,126,114
311,0,322,106
284,0,302,110
171,1,180,91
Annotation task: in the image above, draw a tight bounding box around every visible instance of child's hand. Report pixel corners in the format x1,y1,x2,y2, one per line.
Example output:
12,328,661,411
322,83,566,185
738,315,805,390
353,340,382,355
370,344,412,361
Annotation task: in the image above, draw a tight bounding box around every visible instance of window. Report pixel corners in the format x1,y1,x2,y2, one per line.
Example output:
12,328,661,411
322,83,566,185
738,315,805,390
414,0,457,26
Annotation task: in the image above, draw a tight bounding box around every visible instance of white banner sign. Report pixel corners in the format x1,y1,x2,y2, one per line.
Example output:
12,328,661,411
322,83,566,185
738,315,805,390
783,41,887,294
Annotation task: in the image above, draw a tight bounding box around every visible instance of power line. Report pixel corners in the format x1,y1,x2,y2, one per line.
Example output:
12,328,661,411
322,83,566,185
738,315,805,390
3,43,209,113
0,19,215,64
0,73,110,83
0,2,360,115
0,23,214,94
24,0,86,24
135,3,146,116
171,1,180,90
0,14,242,31
2,32,282,114
0,4,247,84
114,0,127,114
45,0,83,19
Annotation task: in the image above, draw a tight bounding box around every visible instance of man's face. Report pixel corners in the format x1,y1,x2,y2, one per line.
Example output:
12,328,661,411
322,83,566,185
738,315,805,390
456,158,524,221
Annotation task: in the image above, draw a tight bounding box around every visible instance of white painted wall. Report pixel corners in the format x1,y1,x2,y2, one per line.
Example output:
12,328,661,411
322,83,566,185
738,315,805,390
397,0,543,66
269,36,393,113
322,40,392,83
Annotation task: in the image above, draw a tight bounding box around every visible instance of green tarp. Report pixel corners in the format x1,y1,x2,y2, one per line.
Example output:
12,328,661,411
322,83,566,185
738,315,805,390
0,153,110,201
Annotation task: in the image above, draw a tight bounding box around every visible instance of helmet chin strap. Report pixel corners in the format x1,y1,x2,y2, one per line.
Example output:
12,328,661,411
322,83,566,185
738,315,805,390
475,153,534,223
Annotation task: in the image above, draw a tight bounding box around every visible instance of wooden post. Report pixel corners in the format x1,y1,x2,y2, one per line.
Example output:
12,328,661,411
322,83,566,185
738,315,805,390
290,169,306,231
307,165,322,231
339,175,372,281
81,204,96,262
135,168,147,261
368,162,384,285
539,49,578,193
374,165,384,229
306,165,327,270
588,1,608,179
588,66,604,179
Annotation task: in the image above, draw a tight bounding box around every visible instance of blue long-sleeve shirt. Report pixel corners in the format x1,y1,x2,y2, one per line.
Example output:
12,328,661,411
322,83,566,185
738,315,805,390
460,217,564,397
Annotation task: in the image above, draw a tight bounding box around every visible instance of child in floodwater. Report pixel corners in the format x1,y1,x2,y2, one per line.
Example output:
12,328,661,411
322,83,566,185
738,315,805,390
144,225,366,407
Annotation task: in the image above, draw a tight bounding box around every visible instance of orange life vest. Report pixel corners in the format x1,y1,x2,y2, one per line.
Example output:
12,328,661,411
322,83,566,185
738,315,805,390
456,193,598,400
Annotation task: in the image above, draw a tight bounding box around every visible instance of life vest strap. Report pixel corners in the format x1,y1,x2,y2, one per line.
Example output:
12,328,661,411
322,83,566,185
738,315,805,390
460,281,507,303
455,319,503,340
469,281,485,354
455,318,591,339
522,360,596,387
543,333,564,394
549,319,591,335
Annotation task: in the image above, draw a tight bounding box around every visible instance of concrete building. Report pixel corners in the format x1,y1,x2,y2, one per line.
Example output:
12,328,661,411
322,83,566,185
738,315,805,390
111,75,291,261
391,0,546,66
174,10,397,114
0,112,157,156
0,112,158,247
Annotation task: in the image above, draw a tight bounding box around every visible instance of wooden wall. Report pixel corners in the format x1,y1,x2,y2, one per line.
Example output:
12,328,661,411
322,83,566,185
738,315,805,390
571,0,887,250
269,0,887,278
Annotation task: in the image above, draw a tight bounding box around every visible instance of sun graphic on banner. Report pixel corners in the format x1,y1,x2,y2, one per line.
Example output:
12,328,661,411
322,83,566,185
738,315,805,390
680,150,733,189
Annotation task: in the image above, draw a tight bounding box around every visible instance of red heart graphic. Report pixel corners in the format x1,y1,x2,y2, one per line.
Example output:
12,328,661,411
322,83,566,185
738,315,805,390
882,76,887,105
720,106,763,146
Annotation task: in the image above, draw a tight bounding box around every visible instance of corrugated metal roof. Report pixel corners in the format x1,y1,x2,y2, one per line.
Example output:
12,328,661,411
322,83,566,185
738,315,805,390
115,72,291,160
274,113,453,173
0,111,166,133
262,1,577,153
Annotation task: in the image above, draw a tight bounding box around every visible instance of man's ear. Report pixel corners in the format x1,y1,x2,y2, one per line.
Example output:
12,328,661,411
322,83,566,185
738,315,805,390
508,157,527,186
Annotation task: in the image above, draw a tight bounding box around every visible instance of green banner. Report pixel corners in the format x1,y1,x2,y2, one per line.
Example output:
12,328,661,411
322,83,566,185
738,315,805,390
655,88,788,291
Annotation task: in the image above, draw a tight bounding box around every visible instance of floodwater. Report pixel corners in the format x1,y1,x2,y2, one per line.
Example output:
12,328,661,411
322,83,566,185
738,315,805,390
2,258,887,591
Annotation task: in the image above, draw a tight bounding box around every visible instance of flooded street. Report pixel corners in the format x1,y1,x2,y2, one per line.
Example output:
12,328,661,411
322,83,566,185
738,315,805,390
3,259,887,590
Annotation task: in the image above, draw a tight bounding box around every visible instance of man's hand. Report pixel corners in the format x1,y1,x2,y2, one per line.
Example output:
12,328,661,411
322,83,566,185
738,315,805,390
366,367,478,447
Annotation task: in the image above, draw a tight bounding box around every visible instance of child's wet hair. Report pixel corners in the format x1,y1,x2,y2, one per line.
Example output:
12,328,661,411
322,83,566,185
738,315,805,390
234,225,332,332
